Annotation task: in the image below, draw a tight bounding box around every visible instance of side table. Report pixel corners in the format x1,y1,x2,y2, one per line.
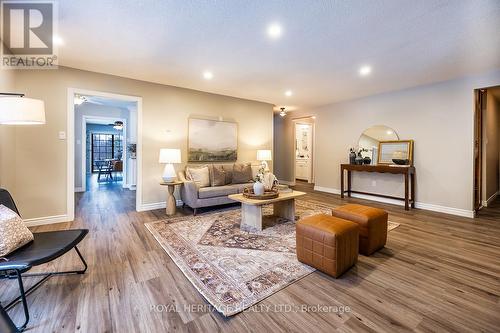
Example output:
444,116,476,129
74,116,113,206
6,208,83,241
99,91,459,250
160,181,183,215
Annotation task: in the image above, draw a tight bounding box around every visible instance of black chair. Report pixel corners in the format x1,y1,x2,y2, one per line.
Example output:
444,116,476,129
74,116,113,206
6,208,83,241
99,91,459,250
0,188,89,331
95,160,114,182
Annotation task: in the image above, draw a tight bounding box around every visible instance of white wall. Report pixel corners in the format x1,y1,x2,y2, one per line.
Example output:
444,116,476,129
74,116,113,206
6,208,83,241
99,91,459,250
274,70,500,217
9,66,273,220
0,70,17,191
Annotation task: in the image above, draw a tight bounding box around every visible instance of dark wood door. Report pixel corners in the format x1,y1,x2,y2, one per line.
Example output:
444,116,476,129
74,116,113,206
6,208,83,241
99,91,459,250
473,89,485,213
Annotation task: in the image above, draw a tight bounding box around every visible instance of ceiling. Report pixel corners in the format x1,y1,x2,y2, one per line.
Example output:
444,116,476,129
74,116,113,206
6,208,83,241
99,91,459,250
85,117,117,125
58,0,500,110
80,95,137,110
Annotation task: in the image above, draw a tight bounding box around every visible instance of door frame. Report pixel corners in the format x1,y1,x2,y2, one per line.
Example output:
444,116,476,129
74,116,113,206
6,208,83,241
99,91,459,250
81,115,128,192
292,117,315,183
67,88,143,220
473,89,484,214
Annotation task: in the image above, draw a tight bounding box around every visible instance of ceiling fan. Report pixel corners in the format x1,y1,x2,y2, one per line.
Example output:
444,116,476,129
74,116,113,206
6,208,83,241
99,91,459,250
108,120,123,130
74,94,87,105
279,107,287,117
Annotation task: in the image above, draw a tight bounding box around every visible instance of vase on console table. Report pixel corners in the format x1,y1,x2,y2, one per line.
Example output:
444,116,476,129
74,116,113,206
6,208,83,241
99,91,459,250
355,152,364,165
349,148,356,164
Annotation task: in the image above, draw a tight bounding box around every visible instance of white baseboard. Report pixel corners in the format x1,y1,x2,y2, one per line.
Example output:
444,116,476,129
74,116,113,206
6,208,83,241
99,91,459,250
137,200,183,212
314,186,341,195
482,191,499,207
313,186,474,218
74,187,84,193
23,214,72,227
279,180,296,186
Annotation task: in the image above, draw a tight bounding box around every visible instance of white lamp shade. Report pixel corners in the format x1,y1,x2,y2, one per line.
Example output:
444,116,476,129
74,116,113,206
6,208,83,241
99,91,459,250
257,149,272,161
159,148,181,164
0,97,46,125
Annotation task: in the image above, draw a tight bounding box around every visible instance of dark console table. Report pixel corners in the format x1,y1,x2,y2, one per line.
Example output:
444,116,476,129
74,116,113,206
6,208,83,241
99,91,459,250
340,164,416,210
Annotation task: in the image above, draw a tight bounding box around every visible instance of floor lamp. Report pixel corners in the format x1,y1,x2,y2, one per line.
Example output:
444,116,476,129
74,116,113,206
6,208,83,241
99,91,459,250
0,93,45,331
0,92,46,187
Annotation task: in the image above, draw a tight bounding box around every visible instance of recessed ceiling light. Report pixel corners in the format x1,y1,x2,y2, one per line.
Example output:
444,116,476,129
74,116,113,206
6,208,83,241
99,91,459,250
285,90,293,97
203,71,213,80
359,65,372,76
267,23,282,39
311,116,316,119
53,35,64,46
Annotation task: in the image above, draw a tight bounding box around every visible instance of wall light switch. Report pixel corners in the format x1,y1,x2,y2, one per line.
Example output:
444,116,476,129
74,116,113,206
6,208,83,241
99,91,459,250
371,180,377,187
58,131,66,140
76,139,81,145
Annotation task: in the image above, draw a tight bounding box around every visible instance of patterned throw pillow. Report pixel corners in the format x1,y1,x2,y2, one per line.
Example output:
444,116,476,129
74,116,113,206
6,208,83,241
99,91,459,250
186,166,210,188
232,163,253,184
210,165,226,187
0,204,34,257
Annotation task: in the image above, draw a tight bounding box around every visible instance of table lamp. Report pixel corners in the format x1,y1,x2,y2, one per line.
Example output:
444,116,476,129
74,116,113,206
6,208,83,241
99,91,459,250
0,93,46,125
257,149,272,172
159,148,181,182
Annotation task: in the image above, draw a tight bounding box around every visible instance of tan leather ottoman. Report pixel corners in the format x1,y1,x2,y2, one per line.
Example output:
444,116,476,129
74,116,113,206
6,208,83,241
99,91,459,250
332,204,388,255
296,214,359,278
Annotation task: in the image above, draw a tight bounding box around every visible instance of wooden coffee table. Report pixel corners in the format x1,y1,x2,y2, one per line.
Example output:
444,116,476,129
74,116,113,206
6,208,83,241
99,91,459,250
228,191,306,232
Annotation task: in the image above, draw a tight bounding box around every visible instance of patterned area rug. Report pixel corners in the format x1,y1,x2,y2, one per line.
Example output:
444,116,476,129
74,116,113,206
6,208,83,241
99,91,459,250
145,200,398,316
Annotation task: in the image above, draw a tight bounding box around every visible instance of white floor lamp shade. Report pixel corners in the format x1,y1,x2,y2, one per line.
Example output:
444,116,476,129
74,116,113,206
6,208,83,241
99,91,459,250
159,149,181,182
0,96,46,125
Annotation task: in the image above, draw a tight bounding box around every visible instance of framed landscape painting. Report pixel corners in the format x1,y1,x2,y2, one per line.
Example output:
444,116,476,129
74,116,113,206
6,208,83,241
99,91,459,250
188,118,238,162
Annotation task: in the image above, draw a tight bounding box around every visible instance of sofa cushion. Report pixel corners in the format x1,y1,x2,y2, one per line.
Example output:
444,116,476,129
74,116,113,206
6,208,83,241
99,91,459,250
222,164,233,184
210,164,226,186
186,165,210,188
232,163,253,184
251,164,261,179
198,186,238,199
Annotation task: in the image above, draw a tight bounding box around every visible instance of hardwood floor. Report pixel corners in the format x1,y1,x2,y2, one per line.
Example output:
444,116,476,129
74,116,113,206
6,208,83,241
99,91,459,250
1,180,500,332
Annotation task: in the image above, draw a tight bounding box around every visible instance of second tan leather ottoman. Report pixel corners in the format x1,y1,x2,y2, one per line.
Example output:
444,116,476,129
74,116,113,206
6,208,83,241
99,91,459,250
296,214,359,278
332,204,388,255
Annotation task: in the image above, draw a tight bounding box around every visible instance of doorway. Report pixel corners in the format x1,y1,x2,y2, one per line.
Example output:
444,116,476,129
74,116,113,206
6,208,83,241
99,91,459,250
473,85,500,214
67,88,142,220
293,117,315,184
84,116,127,189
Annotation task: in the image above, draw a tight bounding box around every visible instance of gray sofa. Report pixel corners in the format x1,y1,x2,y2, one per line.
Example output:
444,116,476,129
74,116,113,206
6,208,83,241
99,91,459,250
178,163,259,215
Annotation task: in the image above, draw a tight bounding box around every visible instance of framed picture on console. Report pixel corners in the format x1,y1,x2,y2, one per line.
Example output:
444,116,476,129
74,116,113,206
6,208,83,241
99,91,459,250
188,118,238,162
377,140,414,165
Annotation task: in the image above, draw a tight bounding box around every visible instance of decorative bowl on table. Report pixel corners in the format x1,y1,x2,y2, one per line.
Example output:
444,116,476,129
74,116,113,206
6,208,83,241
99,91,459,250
392,159,409,165
243,187,279,200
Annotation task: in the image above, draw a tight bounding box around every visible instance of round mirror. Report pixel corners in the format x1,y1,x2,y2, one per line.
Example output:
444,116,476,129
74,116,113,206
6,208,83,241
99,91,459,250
358,125,399,164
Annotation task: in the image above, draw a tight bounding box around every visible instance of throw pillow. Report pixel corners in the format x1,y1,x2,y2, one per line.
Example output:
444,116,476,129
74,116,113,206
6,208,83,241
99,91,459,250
210,164,226,186
186,166,210,188
0,204,34,257
222,164,234,185
232,163,252,184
